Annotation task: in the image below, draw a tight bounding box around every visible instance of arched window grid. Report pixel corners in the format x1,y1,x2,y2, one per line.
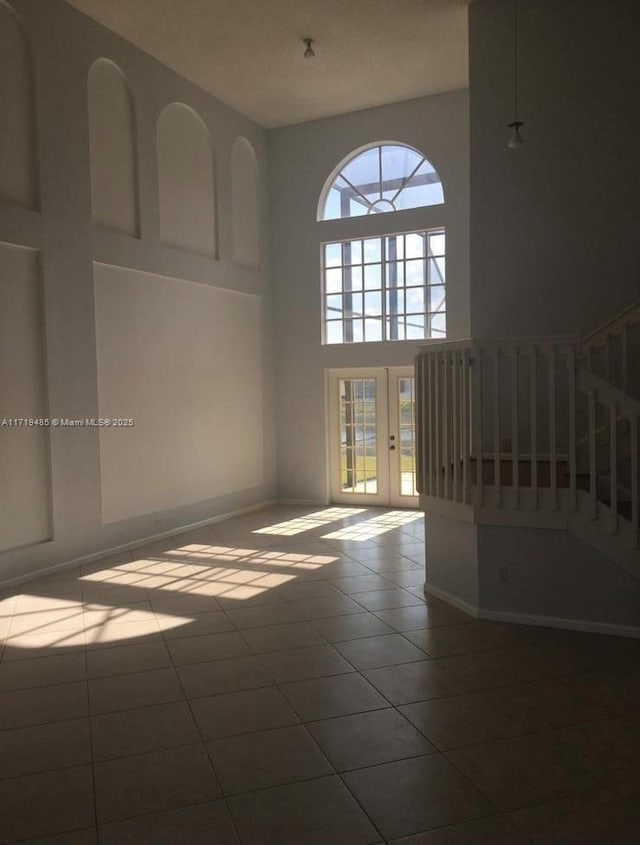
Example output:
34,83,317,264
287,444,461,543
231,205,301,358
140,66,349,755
319,143,446,345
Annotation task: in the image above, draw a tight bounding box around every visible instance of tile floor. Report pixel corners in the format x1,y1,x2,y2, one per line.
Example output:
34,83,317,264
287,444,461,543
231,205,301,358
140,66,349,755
1,504,640,844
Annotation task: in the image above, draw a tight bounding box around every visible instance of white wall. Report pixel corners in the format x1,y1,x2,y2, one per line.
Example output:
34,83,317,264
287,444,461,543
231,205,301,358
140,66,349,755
0,0,273,583
269,92,470,502
469,0,640,340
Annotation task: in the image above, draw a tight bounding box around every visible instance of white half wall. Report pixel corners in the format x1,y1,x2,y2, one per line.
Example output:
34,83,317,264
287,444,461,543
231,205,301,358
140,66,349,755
0,242,51,550
94,263,264,523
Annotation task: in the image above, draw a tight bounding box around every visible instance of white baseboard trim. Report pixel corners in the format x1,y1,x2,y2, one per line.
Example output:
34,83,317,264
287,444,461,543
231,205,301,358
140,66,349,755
277,498,329,507
423,583,480,618
0,499,277,591
425,581,640,639
478,607,640,640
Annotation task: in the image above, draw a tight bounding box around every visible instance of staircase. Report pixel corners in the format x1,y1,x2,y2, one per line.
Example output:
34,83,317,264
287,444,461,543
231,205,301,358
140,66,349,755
415,300,640,580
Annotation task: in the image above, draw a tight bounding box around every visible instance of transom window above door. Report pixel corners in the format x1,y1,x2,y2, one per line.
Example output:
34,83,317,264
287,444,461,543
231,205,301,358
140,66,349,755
318,143,444,221
323,229,446,344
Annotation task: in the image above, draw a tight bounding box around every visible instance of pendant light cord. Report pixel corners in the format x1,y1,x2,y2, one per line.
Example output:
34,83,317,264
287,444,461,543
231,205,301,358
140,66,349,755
513,0,519,122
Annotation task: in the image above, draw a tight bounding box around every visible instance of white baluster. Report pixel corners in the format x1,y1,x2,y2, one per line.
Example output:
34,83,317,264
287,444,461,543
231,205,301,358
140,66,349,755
493,349,501,505
632,414,639,548
567,346,577,510
462,348,470,505
588,389,597,520
452,352,459,501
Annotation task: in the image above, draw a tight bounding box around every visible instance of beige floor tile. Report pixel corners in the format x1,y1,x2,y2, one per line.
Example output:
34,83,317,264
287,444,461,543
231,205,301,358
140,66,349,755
309,612,394,643
0,652,86,693
281,672,388,721
330,574,398,594
308,707,435,771
436,647,552,690
191,685,299,740
86,640,171,678
508,778,640,844
399,693,527,750
389,815,530,844
240,620,325,653
88,666,184,714
353,588,425,612
27,828,98,845
0,680,88,730
292,595,365,620
275,580,344,601
228,775,379,845
335,633,427,670
226,602,304,630
148,593,223,615
260,643,353,683
166,630,251,666
90,700,199,760
209,724,333,794
358,555,422,572
445,722,629,811
381,569,426,589
0,716,91,778
363,661,469,705
2,628,86,660
405,623,507,658
94,744,220,824
98,800,239,845
373,604,471,632
484,677,615,730
160,609,234,639
0,765,95,845
344,755,492,840
178,655,272,698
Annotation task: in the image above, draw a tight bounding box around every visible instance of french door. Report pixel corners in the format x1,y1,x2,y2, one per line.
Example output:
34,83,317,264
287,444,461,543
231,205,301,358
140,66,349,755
327,367,418,507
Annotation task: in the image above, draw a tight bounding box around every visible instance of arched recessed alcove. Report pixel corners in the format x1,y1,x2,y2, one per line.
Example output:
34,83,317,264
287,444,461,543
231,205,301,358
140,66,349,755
157,103,217,257
231,137,259,269
88,58,139,236
0,1,38,209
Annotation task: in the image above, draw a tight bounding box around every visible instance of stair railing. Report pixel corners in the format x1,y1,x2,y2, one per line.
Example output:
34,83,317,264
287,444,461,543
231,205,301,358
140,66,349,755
416,336,639,546
580,298,640,394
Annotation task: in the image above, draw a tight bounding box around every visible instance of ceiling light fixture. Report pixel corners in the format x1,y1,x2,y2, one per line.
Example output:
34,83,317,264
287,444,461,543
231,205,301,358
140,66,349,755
303,38,315,59
507,0,524,148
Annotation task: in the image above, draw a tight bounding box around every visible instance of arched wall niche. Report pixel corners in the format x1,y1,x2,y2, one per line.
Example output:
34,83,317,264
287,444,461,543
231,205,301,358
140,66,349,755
231,137,259,269
0,0,38,210
157,103,217,257
88,58,140,236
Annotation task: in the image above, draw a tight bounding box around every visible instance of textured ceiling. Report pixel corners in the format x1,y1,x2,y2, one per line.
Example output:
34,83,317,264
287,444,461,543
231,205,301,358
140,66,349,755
65,0,469,127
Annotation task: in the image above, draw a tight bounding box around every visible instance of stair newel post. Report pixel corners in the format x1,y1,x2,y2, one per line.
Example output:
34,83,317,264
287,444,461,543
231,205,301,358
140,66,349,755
632,414,639,548
511,346,519,509
493,348,501,507
530,344,538,509
462,348,471,505
588,389,598,520
609,402,618,534
567,345,577,511
452,351,460,502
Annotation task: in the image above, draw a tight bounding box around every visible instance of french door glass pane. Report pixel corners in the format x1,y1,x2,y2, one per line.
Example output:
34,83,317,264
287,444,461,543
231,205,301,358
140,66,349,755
398,377,417,496
339,378,378,495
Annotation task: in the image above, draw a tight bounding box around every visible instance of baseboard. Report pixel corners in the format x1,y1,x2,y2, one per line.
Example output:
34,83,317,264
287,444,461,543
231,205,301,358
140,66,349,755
425,582,640,639
478,607,640,640
276,498,329,507
0,498,277,591
423,582,480,617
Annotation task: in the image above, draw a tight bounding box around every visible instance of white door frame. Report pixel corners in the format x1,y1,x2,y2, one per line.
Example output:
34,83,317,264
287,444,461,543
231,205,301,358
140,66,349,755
326,367,418,508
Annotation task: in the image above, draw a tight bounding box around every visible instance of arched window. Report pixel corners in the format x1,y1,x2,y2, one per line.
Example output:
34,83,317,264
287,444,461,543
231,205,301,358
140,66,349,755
319,143,444,221
319,143,446,344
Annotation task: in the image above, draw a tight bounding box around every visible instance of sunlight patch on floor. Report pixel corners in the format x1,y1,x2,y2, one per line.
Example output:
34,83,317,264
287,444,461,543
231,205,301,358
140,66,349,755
322,509,423,541
253,507,367,536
